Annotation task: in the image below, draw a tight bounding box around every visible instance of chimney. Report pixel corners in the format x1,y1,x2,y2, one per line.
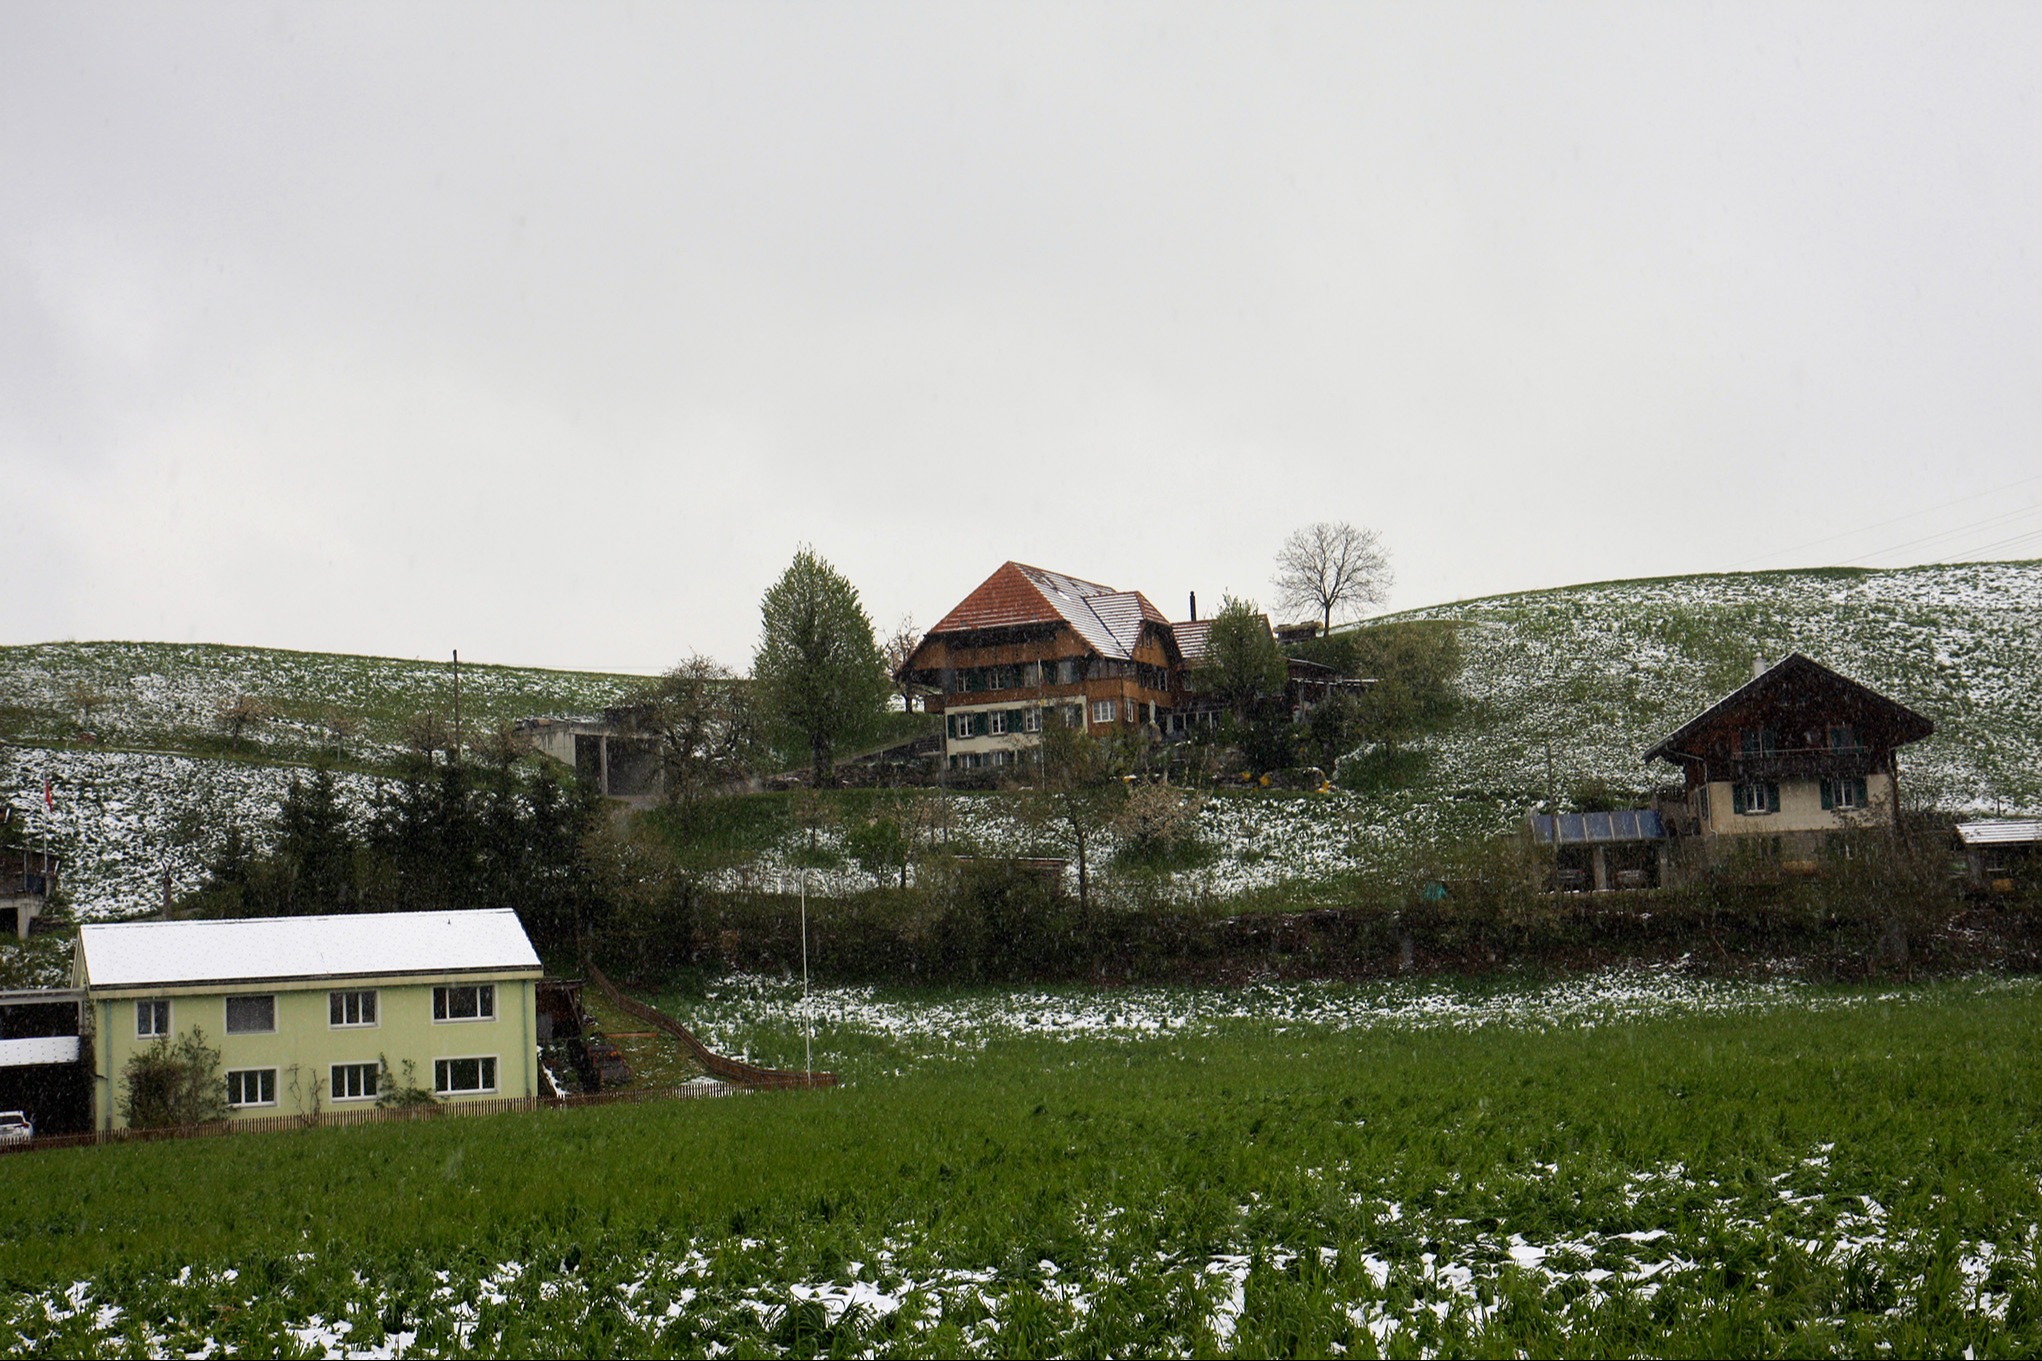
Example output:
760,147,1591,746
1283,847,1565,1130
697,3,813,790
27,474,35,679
1189,591,1197,622
1752,656,1767,680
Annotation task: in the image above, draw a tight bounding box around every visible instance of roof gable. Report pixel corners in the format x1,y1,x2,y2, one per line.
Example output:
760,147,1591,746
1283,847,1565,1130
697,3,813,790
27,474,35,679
922,562,1172,662
1644,653,1933,764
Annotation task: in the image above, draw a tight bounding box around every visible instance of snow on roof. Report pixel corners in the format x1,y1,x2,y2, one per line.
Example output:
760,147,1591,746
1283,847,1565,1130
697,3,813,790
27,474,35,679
78,908,541,990
920,562,1173,663
1956,819,2042,847
0,1036,79,1068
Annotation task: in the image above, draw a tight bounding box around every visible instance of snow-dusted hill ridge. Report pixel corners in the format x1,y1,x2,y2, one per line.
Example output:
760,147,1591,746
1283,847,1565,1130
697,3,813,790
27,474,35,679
0,640,634,761
1392,560,2042,812
2,561,2036,921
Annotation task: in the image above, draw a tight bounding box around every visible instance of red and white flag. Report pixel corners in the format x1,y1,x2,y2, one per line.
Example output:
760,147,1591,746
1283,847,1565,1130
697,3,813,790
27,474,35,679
43,777,53,811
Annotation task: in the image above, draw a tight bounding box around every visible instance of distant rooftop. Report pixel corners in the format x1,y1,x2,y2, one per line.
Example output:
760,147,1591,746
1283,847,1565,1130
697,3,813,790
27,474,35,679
77,908,540,990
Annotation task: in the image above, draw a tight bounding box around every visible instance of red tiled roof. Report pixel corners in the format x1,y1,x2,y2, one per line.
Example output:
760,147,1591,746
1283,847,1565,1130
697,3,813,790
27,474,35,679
923,562,1173,661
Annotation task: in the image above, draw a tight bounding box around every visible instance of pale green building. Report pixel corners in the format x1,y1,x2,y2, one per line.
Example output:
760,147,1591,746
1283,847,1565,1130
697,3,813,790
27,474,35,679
75,908,542,1131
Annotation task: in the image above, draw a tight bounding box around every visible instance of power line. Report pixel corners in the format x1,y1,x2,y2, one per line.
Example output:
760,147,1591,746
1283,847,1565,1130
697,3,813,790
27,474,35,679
1843,500,2042,566
1720,469,2042,571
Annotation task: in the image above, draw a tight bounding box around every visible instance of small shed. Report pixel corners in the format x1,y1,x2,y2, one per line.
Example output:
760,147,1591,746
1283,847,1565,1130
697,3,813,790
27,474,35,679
1956,819,2042,892
1529,810,1670,892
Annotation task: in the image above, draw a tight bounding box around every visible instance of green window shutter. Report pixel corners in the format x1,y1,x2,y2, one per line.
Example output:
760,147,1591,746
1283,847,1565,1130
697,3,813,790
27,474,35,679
1767,782,1781,813
1732,784,1748,814
1820,779,1834,810
1852,777,1868,807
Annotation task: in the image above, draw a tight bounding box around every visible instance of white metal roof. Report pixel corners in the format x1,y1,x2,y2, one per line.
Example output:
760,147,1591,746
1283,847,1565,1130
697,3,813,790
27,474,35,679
0,1036,79,1067
1956,819,2042,847
78,909,541,990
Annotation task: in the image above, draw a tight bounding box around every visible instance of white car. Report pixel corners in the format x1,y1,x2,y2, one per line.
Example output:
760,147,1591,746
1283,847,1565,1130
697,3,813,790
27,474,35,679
0,1111,33,1143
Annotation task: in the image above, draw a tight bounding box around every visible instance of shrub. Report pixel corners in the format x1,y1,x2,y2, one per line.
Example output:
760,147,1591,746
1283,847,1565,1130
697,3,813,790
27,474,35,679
120,1028,229,1129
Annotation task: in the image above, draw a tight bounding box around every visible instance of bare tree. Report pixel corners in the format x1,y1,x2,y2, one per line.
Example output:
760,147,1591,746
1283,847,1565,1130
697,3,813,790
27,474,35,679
215,694,273,741
627,654,763,808
1272,521,1392,635
882,614,925,715
65,680,116,729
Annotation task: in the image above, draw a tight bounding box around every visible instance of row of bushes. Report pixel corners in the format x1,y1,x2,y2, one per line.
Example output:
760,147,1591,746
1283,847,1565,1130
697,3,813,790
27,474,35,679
595,830,2026,988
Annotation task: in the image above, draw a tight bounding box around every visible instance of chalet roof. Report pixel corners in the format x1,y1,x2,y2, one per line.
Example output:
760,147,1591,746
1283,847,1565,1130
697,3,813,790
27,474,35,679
1171,619,1214,663
77,908,541,991
1529,810,1668,845
1956,819,2042,848
1643,653,1933,765
926,562,1170,661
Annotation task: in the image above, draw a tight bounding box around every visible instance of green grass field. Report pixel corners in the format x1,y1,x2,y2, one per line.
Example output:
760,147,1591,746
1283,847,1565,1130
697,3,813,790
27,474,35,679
3,973,2040,1356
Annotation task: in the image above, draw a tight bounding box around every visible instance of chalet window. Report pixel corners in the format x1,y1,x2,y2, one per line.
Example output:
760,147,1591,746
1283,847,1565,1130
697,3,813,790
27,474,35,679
1057,660,1081,685
136,999,170,1038
1740,728,1777,757
1821,777,1870,810
330,1061,380,1101
991,750,1013,767
987,668,1006,691
1829,725,1862,751
1092,700,1118,724
433,984,495,1022
950,712,983,740
226,1068,277,1108
988,711,1008,736
434,1056,498,1095
329,989,378,1028
224,994,276,1034
1022,707,1043,733
1731,782,1780,816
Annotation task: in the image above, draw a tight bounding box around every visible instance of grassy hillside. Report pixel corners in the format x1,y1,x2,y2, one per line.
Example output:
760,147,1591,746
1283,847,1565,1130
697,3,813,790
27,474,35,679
0,640,638,765
1386,559,2042,814
3,560,2036,922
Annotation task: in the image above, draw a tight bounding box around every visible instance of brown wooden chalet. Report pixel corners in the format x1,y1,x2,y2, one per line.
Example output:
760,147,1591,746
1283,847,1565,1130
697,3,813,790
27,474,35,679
1644,653,1932,858
897,562,1184,771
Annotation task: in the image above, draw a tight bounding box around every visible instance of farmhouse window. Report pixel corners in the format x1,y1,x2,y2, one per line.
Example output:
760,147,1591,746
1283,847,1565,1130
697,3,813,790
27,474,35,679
135,999,170,1038
329,990,378,1028
1092,700,1117,724
1821,777,1870,810
224,994,276,1034
433,984,495,1022
989,711,1008,736
226,1068,277,1107
434,1056,498,1095
1023,707,1043,733
1057,660,1081,685
1740,728,1777,757
330,1062,380,1101
1731,782,1780,816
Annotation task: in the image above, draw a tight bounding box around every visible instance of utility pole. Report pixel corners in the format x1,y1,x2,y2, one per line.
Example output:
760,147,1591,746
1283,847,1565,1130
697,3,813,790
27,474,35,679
451,649,462,765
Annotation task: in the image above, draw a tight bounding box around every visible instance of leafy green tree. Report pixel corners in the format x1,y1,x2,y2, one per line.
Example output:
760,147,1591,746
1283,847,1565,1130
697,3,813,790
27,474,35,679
1022,718,1128,922
1193,595,1288,724
1291,619,1462,756
752,547,892,785
120,1028,229,1129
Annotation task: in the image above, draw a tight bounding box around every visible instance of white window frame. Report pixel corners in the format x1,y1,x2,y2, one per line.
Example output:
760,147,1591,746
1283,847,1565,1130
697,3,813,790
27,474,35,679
1023,707,1043,733
988,710,1008,736
224,994,277,1035
1833,779,1864,810
330,1061,381,1102
136,998,170,1039
226,1068,278,1108
329,989,379,1029
433,983,496,1023
434,1055,499,1096
1091,699,1117,724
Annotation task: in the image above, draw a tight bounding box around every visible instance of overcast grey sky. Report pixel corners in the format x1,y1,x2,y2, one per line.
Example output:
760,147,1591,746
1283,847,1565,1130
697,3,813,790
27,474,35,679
5,3,2038,673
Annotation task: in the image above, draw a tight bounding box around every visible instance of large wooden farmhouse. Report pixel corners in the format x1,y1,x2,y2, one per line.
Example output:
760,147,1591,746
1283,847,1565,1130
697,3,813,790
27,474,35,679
897,563,1185,770
1644,653,1933,862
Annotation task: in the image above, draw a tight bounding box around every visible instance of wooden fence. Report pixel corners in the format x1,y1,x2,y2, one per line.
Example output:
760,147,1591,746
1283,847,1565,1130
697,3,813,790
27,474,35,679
0,1075,748,1159
585,962,837,1089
